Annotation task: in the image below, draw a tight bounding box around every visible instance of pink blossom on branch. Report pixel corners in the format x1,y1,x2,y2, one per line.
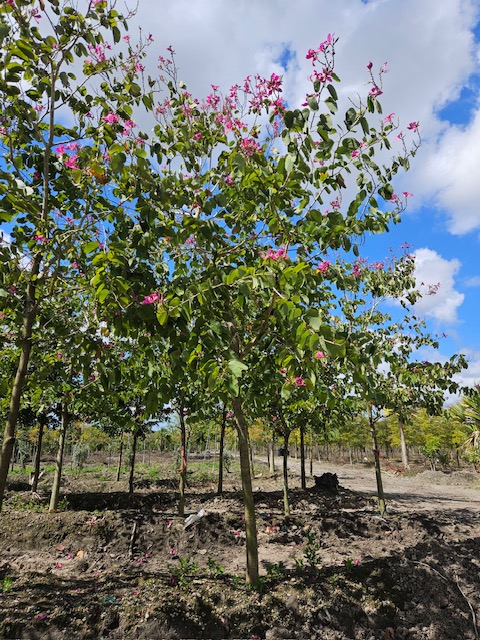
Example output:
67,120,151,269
317,260,331,274
294,376,307,387
141,292,162,305
103,112,120,124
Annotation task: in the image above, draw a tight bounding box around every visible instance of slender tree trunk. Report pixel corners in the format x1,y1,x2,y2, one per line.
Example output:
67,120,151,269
217,408,227,496
369,406,386,516
128,429,138,495
232,396,259,588
31,419,46,493
282,431,291,516
300,424,306,490
0,256,41,510
269,437,275,473
49,404,70,512
178,408,187,517
398,417,410,470
309,445,313,477
116,436,124,482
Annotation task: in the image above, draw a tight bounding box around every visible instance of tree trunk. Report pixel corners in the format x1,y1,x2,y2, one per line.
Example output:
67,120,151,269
49,404,69,512
128,429,138,495
178,408,187,517
232,396,259,588
31,419,46,493
116,436,124,482
369,406,386,516
217,407,227,495
300,424,306,490
398,417,410,470
282,432,291,516
0,256,41,510
269,437,275,473
309,445,313,477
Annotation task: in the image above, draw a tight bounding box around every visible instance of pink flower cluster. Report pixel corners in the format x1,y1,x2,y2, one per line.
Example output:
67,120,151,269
34,234,48,244
317,260,331,274
240,138,261,156
294,377,307,387
306,34,334,64
260,246,288,261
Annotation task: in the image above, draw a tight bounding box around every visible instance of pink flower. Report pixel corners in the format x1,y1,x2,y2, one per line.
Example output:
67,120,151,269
166,519,173,528
390,193,400,204
402,191,413,198
64,155,78,169
280,368,287,375
367,61,373,70
169,546,177,555
384,113,395,123
34,234,48,244
369,86,383,98
352,264,362,278
193,132,202,140
122,120,135,135
315,351,326,359
317,260,331,274
395,132,404,141
351,149,360,158
225,174,233,185
226,411,234,419
141,292,162,305
240,138,261,156
103,112,120,124
407,121,419,132
294,377,306,387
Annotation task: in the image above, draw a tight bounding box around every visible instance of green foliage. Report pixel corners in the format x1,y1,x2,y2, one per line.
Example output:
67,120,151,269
1,576,13,593
170,556,199,589
206,556,225,578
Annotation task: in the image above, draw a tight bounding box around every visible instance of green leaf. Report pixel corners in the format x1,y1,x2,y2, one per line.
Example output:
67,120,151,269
83,241,99,255
227,359,248,378
285,153,296,173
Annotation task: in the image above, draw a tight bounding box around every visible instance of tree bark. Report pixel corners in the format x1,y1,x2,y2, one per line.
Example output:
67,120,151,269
49,404,70,512
269,437,275,473
300,423,306,490
178,407,187,517
232,396,259,588
369,406,386,516
282,431,291,516
128,429,138,495
116,435,124,482
398,417,410,470
0,255,42,510
309,445,313,477
217,407,227,496
31,418,46,493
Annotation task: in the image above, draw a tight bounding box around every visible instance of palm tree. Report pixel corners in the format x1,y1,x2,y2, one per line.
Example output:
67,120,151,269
450,393,480,466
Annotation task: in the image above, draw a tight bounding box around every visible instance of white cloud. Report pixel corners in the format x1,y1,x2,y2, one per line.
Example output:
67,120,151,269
413,248,464,323
412,110,480,234
464,275,480,287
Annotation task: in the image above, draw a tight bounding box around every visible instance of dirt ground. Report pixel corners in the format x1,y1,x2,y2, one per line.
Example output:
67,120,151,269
0,455,479,640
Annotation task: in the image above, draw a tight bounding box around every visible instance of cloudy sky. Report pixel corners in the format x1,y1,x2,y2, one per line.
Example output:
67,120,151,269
125,0,480,389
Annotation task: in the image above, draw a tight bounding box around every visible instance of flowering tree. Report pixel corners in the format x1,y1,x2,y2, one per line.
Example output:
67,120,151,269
90,39,421,585
332,251,467,513
0,0,156,507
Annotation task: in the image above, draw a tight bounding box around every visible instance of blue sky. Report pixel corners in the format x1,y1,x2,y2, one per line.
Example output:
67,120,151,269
128,0,480,391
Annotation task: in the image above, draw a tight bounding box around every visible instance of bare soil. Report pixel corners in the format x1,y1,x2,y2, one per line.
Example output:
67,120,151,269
0,455,479,639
